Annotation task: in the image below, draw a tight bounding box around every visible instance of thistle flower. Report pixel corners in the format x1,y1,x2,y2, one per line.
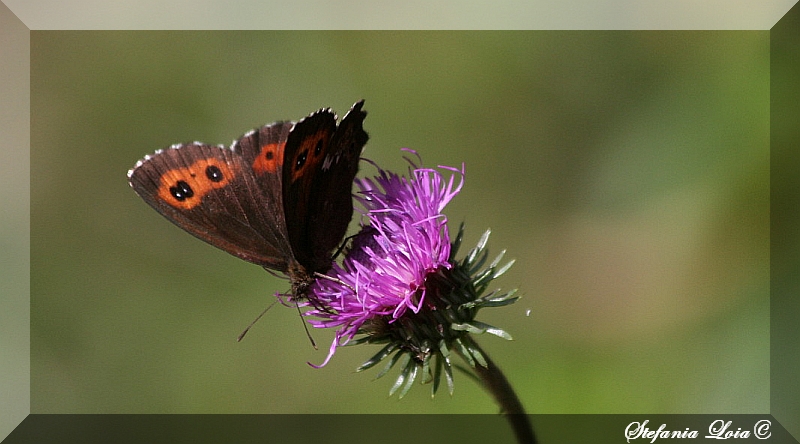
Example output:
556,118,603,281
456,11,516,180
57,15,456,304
303,150,520,399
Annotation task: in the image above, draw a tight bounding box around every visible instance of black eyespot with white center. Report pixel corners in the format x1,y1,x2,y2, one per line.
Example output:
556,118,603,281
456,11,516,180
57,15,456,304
206,165,223,182
170,180,194,201
296,150,308,170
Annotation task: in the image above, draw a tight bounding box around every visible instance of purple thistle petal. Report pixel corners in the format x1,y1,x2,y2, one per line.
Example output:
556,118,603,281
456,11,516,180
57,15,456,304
304,155,465,366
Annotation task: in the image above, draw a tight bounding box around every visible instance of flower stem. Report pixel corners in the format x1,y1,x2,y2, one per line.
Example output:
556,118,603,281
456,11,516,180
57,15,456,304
460,335,537,444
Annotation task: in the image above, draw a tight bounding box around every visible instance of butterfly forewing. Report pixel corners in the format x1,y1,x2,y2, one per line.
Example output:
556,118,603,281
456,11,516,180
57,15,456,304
303,100,368,272
281,109,339,271
231,121,296,255
128,143,292,271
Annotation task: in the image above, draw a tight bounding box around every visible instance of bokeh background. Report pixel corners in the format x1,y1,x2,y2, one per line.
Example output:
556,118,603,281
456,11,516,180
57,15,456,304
31,31,769,414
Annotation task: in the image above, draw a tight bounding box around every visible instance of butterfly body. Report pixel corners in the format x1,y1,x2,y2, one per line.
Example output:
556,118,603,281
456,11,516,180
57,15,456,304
128,100,368,299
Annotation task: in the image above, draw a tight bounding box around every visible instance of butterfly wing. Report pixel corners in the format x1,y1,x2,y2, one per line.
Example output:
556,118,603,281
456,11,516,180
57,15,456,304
230,120,297,264
128,142,293,271
282,100,369,273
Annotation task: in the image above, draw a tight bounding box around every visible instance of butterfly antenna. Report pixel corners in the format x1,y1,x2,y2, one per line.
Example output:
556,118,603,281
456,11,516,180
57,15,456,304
295,298,317,349
313,272,355,292
237,298,279,342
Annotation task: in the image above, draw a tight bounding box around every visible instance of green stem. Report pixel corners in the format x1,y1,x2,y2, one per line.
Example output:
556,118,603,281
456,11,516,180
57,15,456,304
460,335,537,444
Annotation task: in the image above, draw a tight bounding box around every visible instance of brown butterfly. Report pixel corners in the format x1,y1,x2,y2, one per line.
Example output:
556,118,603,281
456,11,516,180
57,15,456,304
128,100,368,300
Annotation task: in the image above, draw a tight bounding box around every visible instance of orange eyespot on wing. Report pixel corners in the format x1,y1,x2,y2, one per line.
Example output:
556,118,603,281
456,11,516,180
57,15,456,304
156,157,239,210
288,131,330,183
252,142,285,175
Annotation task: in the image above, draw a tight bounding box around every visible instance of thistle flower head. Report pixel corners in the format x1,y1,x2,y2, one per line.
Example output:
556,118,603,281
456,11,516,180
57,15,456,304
304,150,518,397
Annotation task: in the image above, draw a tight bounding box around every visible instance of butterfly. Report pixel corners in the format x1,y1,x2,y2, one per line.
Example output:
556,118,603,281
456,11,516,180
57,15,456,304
128,100,368,300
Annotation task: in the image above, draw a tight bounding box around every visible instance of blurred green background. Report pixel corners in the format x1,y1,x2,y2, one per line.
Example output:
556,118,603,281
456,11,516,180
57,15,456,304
31,31,769,414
